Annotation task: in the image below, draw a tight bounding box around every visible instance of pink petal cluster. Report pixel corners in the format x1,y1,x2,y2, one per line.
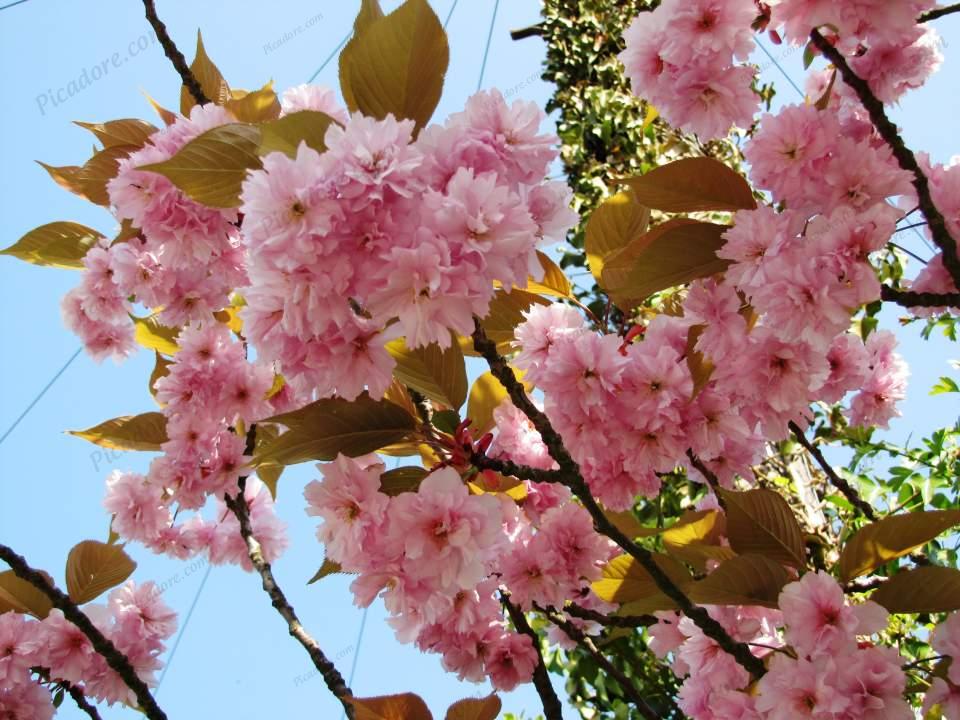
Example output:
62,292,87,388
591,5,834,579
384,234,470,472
0,580,177,716
239,90,573,402
619,0,761,140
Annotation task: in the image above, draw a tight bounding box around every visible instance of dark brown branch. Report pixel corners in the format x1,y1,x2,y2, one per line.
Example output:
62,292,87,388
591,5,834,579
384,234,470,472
919,3,960,22
510,23,544,40
225,428,354,719
880,285,960,309
469,450,564,484
0,545,167,720
142,0,210,105
809,29,960,290
565,603,655,629
63,679,103,720
501,594,564,720
472,318,767,680
788,422,878,521
538,606,659,720
686,450,727,510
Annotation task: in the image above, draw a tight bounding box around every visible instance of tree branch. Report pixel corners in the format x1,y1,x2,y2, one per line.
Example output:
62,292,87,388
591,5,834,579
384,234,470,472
469,450,564,484
880,285,960,309
565,603,655,629
224,429,354,719
919,3,960,22
788,421,878,521
685,450,727,510
501,594,564,720
510,23,544,40
142,0,210,105
34,669,103,720
0,544,167,720
472,318,767,679
538,606,659,720
809,29,960,290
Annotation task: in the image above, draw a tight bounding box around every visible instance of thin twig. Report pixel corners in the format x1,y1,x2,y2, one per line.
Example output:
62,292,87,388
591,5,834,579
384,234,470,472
0,545,167,720
538,606,659,720
63,680,103,720
224,429,355,719
472,318,767,679
565,603,655,628
510,23,544,40
501,594,564,720
880,285,960,309
919,3,960,22
810,29,960,290
788,421,878,521
142,0,210,105
470,450,563,484
686,450,727,510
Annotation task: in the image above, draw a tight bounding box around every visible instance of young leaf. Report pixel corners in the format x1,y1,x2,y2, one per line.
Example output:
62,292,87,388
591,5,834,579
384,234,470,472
619,157,756,213
348,693,434,720
225,83,281,123
523,251,573,298
138,123,263,209
870,566,960,613
592,553,691,604
74,119,158,149
601,219,732,306
662,509,734,570
719,488,806,568
307,558,344,585
685,325,715,400
462,289,549,357
132,314,181,355
65,540,137,604
255,395,417,466
445,694,501,720
466,368,532,435
380,466,429,496
930,376,959,395
386,338,468,410
68,412,169,452
74,144,139,206
258,110,337,157
584,189,650,284
687,554,790,608
837,510,960,583
0,570,54,618
149,352,174,401
1,222,103,269
339,0,449,134
180,30,231,115
142,90,178,126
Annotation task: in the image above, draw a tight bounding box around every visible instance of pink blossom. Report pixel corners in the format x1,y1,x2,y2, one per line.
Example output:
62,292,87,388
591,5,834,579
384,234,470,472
280,83,349,124
103,471,171,544
0,681,54,720
484,631,538,691
933,612,960,685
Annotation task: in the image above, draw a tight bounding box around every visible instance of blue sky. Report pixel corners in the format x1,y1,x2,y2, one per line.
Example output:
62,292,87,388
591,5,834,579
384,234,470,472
0,2,957,719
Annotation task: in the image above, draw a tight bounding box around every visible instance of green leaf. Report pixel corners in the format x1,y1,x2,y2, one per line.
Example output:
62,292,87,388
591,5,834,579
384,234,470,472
65,540,137,604
255,394,417,466
386,338,468,410
339,0,449,134
719,488,806,568
132,314,181,355
68,412,169,452
379,466,429,496
592,553,691,604
308,558,344,584
139,123,262,209
258,111,337,158
930,376,959,395
445,694,501,720
348,693,434,720
687,554,790,608
601,219,732,307
585,190,650,284
619,157,756,213
1,222,103,269
870,566,960,613
837,510,960,583
180,30,231,115
74,119,158,149
0,570,54,618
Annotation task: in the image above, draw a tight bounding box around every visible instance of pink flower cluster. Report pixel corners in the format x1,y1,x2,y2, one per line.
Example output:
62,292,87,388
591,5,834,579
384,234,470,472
619,0,943,142
925,612,960,719
0,580,177,717
239,89,575,402
651,571,910,720
102,323,288,569
619,0,760,140
303,454,614,690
